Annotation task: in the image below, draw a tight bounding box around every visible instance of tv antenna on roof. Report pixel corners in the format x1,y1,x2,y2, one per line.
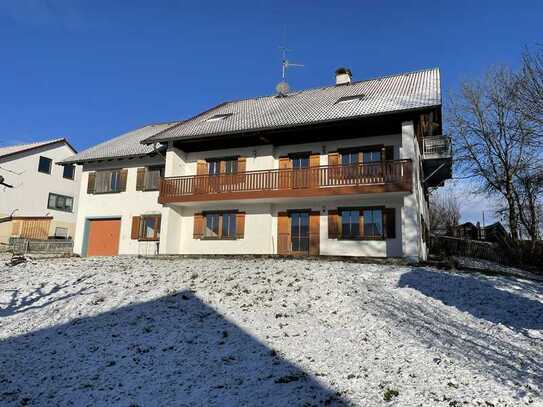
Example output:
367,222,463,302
276,46,304,96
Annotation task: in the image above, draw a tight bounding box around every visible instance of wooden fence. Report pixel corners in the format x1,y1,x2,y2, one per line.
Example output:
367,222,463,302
430,235,511,265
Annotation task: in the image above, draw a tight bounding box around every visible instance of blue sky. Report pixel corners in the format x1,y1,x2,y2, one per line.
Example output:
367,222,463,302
1,0,540,223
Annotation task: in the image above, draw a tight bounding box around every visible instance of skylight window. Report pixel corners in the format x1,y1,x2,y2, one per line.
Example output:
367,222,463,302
205,113,233,123
335,94,366,105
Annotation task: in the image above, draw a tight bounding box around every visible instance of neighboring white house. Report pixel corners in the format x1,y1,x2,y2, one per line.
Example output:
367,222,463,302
0,138,81,244
62,67,452,261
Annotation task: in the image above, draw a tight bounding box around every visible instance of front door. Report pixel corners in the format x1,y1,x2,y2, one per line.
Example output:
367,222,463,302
87,218,121,256
277,210,320,256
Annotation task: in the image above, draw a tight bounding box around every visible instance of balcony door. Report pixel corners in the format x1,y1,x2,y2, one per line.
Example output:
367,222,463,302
290,155,309,189
277,210,320,256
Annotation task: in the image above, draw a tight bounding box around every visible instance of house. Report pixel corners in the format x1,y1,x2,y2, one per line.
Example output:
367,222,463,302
0,138,80,244
62,67,452,260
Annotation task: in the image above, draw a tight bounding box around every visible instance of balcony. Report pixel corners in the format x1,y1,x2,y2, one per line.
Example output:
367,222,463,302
159,160,412,204
422,136,452,187
422,136,452,159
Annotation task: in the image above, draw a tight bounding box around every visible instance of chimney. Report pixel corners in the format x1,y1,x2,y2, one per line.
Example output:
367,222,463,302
335,67,352,85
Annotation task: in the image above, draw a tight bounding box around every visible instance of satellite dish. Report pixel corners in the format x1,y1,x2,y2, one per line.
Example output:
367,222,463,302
276,81,290,97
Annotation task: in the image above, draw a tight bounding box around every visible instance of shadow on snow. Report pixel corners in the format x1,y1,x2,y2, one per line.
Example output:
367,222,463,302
0,289,346,406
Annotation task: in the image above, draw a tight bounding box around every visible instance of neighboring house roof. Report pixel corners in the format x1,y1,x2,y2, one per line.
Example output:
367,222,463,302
60,122,181,165
0,138,76,160
143,67,441,144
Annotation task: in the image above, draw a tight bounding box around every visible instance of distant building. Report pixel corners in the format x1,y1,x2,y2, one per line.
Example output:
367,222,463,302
0,139,80,244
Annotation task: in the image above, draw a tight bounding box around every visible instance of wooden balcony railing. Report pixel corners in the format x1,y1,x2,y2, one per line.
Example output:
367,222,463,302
159,160,412,203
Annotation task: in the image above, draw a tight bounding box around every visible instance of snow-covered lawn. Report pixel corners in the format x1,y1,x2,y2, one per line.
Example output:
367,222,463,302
0,256,541,406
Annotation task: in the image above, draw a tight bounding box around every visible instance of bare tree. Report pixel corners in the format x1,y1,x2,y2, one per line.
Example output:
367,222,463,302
513,167,543,246
429,190,460,235
516,46,543,127
448,67,539,242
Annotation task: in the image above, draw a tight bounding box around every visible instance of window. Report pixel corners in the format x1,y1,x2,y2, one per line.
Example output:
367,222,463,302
341,152,358,166
335,94,365,105
363,208,383,237
204,212,237,239
208,160,221,175
205,113,233,122
207,158,238,175
38,156,52,174
95,170,123,193
341,210,360,238
144,166,163,190
47,193,74,212
63,164,75,180
338,207,384,239
363,150,381,163
290,155,309,169
140,215,161,240
224,159,238,174
222,212,237,238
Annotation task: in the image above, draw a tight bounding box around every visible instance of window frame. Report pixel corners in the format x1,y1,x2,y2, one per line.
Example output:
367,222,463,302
38,156,52,174
63,164,75,180
338,145,384,165
47,192,74,213
206,157,239,175
138,215,161,241
143,166,163,191
338,206,385,240
202,210,238,240
94,170,123,194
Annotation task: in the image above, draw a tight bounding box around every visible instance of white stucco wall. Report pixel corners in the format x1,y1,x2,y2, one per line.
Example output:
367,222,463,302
0,142,80,242
73,157,164,256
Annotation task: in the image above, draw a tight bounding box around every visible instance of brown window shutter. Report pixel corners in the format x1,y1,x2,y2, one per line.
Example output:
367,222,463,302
119,169,128,192
328,209,339,239
310,153,320,167
193,213,204,239
219,160,226,174
328,152,339,166
154,215,162,239
384,208,396,239
237,157,246,173
136,168,146,191
309,211,320,256
236,212,245,239
277,211,290,255
131,216,141,240
196,160,207,175
278,157,290,189
87,172,96,194
385,146,394,161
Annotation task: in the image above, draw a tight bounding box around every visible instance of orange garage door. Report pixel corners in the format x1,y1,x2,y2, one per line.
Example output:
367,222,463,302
87,219,121,256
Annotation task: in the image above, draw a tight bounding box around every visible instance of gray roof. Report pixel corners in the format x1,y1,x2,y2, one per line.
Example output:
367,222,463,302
0,138,75,160
144,68,440,144
60,122,181,164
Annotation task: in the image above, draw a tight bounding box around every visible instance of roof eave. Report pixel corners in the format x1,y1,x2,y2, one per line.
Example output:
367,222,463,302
142,104,442,145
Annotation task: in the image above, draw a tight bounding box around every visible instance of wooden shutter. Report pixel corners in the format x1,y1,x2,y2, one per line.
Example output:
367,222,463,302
384,208,396,239
328,209,339,239
237,157,247,184
131,216,141,240
328,152,339,166
237,157,246,173
328,152,339,180
277,211,290,255
193,213,204,239
119,169,128,192
309,211,320,256
219,160,226,174
309,153,320,187
310,153,320,167
136,168,146,191
385,146,394,161
279,157,290,189
87,172,96,194
154,215,162,239
236,212,245,239
196,160,207,175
